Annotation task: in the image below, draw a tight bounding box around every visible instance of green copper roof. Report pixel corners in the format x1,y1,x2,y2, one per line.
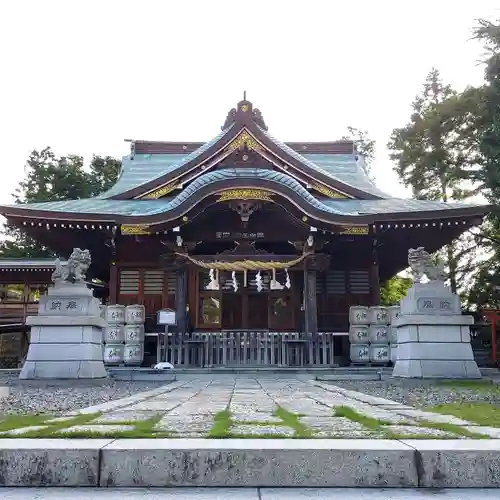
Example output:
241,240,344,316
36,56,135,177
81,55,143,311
97,123,389,199
98,153,187,198
98,124,234,198
301,153,388,198
257,125,388,198
2,169,486,219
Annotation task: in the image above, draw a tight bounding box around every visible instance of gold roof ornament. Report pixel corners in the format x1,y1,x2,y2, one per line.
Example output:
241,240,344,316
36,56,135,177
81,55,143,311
339,226,369,235
226,131,263,153
216,189,274,203
121,224,151,235
141,182,180,199
312,183,347,199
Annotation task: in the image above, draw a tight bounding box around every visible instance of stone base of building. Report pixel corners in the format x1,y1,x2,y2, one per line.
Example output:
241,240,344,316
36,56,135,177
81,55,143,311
19,314,107,380
392,314,481,379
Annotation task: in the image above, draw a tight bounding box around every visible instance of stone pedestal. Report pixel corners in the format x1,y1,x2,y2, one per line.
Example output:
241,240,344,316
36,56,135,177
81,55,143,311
392,282,480,379
19,282,107,380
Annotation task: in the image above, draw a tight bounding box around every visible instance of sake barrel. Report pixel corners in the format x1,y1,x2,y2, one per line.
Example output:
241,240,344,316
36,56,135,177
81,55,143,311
124,324,145,343
349,325,369,344
369,325,389,344
368,306,389,325
370,344,390,364
390,326,398,344
125,304,145,324
387,305,401,325
350,344,370,364
349,306,369,325
390,343,398,363
106,305,125,324
123,343,144,365
103,344,124,365
103,324,125,344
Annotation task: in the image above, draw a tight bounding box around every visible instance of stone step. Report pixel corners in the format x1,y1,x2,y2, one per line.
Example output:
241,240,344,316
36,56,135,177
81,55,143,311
1,438,500,488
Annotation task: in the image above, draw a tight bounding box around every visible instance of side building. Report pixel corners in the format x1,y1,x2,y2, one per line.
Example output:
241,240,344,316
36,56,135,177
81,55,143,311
0,99,490,367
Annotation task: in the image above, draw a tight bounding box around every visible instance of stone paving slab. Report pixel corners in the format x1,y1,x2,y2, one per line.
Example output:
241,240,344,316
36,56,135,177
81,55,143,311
261,488,500,499
232,414,282,423
465,426,500,438
60,425,135,434
230,425,296,436
154,415,213,434
385,425,457,437
3,487,500,499
93,411,162,423
0,425,49,436
299,416,371,434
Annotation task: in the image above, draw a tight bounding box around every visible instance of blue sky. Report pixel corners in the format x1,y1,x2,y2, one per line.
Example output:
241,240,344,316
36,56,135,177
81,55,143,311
0,0,498,211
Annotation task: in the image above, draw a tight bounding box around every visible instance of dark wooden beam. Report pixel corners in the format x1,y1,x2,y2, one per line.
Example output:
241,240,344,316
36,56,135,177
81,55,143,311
304,264,318,338
175,269,188,334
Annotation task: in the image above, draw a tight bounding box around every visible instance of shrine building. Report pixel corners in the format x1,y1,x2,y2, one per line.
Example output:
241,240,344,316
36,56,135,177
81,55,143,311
0,99,490,367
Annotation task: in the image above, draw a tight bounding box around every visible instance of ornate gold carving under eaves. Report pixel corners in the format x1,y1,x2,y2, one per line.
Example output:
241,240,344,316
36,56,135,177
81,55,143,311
339,226,369,235
141,182,180,199
226,131,263,153
217,189,274,203
313,183,347,199
121,224,151,235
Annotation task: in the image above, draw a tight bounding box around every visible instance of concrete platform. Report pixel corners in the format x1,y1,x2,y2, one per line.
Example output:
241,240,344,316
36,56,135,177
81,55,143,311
1,438,500,488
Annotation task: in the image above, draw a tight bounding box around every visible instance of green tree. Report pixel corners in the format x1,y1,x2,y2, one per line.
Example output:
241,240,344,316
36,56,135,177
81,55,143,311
387,68,481,294
0,148,120,258
462,19,500,308
380,276,413,306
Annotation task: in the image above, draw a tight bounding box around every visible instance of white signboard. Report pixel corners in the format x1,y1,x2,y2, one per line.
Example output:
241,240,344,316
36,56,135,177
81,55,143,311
157,308,176,325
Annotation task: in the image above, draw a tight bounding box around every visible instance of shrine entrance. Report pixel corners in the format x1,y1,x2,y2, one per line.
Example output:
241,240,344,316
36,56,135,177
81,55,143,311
196,270,301,332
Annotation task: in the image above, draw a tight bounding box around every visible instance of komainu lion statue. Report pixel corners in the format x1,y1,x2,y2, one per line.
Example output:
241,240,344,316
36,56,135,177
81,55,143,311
408,247,446,283
51,248,91,284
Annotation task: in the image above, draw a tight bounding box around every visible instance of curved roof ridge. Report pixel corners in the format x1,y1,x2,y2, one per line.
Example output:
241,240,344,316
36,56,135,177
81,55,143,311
97,124,235,199
259,125,390,198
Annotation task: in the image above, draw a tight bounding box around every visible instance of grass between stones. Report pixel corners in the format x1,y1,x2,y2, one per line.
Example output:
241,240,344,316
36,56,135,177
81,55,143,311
334,406,382,431
0,413,100,438
334,405,486,439
0,413,174,439
430,402,500,427
208,407,312,438
3,404,493,439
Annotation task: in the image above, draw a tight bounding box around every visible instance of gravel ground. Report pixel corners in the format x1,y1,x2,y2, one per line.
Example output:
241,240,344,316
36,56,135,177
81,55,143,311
0,378,166,415
331,379,500,407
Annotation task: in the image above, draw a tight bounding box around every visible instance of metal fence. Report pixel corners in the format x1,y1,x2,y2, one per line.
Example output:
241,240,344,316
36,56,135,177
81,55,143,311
163,330,339,367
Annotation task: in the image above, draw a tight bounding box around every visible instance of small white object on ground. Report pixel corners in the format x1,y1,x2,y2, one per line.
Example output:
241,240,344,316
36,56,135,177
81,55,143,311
154,362,175,370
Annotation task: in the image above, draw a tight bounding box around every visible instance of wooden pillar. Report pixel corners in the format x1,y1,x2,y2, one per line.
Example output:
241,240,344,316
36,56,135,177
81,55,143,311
176,268,188,334
109,263,118,305
304,264,318,336
370,238,380,306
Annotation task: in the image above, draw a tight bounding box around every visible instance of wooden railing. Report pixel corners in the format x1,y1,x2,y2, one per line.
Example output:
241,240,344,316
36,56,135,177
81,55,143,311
162,331,344,367
0,302,38,326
